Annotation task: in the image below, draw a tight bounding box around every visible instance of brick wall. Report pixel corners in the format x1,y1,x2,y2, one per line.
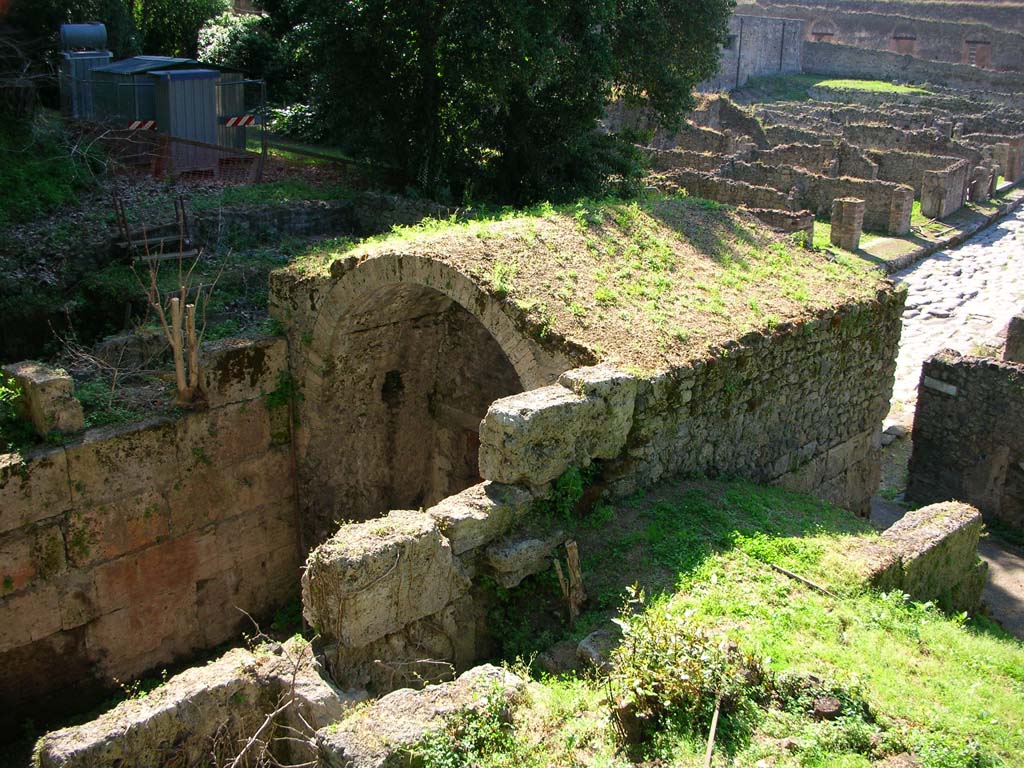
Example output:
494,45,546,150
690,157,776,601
907,351,1024,535
650,168,793,210
0,337,300,733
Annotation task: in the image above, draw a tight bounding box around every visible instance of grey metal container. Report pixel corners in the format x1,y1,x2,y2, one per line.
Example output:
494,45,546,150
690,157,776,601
59,50,112,119
60,23,107,51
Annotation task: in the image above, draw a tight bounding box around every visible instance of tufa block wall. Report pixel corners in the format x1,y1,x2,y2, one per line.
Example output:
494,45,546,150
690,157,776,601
907,351,1024,535
304,288,906,692
0,337,301,733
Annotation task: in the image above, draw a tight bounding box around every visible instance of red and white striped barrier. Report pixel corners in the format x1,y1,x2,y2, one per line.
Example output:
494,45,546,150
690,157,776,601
223,115,257,127
127,120,157,130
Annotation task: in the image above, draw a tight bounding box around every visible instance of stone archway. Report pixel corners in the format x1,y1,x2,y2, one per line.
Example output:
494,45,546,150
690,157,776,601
808,18,838,43
297,254,572,539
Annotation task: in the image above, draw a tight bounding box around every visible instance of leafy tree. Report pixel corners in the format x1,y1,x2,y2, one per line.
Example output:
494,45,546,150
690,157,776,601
275,0,733,203
198,12,288,93
132,0,228,58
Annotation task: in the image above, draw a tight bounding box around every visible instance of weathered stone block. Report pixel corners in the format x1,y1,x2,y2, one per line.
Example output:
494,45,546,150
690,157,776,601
175,400,274,471
1,361,84,436
427,482,533,555
861,502,987,614
478,368,637,486
1004,313,1024,363
66,418,179,505
200,335,288,409
0,449,72,535
485,528,568,588
302,510,469,648
64,489,170,567
0,521,67,594
317,665,524,768
0,585,61,653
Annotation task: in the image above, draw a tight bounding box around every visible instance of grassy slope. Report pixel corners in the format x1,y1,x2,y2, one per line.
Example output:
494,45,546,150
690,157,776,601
286,197,882,373
447,480,1024,768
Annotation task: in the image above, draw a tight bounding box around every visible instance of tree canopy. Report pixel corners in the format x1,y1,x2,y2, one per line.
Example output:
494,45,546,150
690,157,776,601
270,0,734,203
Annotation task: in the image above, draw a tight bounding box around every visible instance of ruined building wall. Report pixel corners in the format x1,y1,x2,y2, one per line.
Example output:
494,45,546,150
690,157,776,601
803,42,1024,92
721,161,914,233
907,351,1024,535
303,285,905,692
740,3,1024,71
703,14,804,92
0,338,300,734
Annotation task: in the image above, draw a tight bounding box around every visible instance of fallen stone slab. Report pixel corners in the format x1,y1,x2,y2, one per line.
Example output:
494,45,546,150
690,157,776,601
485,528,568,588
2,360,83,436
36,639,359,768
317,664,524,768
427,482,534,556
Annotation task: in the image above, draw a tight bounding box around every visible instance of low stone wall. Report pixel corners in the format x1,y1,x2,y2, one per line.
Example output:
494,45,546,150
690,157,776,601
861,502,987,614
0,337,300,733
765,124,839,146
651,168,793,210
722,161,914,233
907,351,1024,535
747,207,815,241
192,194,454,249
644,147,732,174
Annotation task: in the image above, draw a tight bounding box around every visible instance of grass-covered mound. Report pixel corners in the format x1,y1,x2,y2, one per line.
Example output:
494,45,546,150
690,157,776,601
425,480,1024,768
286,196,883,373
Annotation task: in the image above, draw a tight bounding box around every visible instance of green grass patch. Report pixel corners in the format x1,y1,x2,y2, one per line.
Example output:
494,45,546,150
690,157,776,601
816,79,932,96
455,480,1024,768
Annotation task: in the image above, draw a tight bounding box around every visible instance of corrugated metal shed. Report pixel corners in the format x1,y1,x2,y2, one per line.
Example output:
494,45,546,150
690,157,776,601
91,57,199,124
60,50,112,119
153,69,221,171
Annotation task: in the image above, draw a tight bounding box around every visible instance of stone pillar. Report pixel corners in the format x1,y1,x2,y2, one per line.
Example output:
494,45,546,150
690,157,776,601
831,197,865,251
1,361,84,437
1005,314,1024,363
969,166,992,203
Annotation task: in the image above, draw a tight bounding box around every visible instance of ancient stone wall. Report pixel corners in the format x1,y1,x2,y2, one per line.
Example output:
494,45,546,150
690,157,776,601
303,287,904,690
0,337,300,733
803,42,1024,92
721,160,914,233
867,150,967,196
650,168,794,210
270,254,580,548
907,351,1024,535
703,14,804,92
644,148,732,174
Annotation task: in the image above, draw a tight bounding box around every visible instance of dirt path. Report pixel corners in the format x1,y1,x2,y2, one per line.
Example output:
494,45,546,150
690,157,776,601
871,206,1024,639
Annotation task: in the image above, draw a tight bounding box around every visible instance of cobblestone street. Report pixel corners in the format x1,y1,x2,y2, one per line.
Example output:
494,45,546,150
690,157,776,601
875,207,1024,637
888,208,1024,425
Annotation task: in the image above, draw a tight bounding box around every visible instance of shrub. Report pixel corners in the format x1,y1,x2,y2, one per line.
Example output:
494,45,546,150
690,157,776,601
607,588,765,747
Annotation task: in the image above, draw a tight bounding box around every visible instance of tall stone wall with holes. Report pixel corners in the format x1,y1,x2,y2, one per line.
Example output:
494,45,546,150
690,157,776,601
907,351,1024,535
303,285,905,693
0,337,300,734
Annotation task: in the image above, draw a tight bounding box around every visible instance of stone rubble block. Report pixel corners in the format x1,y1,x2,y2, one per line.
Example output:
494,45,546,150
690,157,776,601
427,482,534,556
302,510,470,649
485,528,568,588
36,640,360,768
558,364,638,458
0,449,72,535
317,664,525,768
199,335,288,409
860,502,987,614
1,361,84,436
478,366,637,486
